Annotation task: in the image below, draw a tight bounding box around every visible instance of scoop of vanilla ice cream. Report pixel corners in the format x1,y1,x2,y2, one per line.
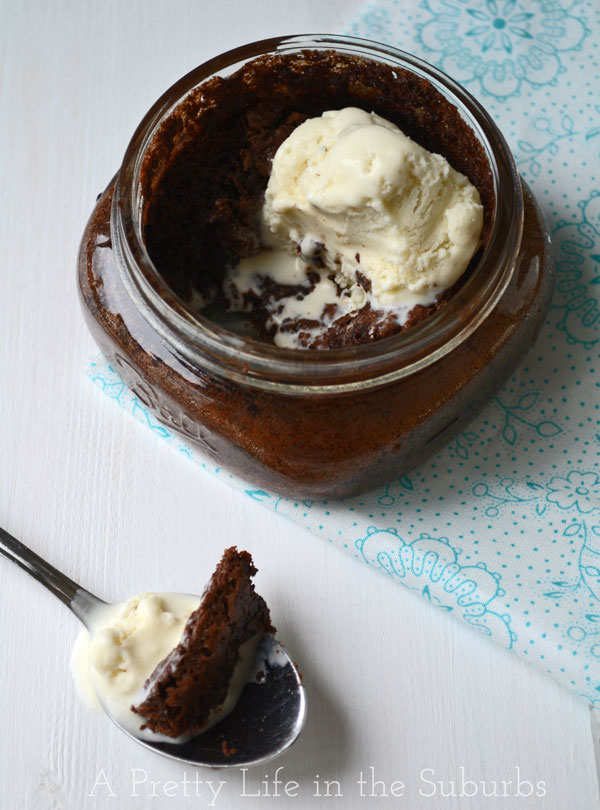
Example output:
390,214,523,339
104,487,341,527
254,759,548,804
88,592,199,704
261,107,483,306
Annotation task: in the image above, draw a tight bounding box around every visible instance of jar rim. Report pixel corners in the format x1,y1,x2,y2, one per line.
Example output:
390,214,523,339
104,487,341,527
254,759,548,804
113,33,523,394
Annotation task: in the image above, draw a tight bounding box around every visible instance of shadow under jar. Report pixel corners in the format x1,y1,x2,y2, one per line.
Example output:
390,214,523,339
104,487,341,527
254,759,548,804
78,35,555,499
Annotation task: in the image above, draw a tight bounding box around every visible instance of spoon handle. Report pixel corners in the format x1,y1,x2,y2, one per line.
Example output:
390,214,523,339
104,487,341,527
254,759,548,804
0,525,104,623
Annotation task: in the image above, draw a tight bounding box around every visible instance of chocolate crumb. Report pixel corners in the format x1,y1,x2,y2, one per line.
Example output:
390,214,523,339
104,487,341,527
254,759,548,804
221,741,238,758
355,270,372,292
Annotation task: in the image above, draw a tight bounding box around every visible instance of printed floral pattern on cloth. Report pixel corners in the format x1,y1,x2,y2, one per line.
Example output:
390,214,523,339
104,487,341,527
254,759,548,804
415,0,590,99
348,0,600,706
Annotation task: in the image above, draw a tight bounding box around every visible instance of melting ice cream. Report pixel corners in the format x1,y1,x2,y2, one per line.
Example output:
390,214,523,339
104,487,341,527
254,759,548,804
225,107,484,348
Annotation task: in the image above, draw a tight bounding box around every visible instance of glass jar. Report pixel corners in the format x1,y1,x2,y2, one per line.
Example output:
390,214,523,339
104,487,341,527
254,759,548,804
78,34,555,499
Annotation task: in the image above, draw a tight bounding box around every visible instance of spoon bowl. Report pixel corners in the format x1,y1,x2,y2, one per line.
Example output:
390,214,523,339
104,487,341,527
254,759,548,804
113,633,306,767
0,526,306,768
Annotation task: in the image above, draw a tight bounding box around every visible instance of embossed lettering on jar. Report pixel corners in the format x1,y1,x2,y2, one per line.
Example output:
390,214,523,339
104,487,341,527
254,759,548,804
78,35,555,499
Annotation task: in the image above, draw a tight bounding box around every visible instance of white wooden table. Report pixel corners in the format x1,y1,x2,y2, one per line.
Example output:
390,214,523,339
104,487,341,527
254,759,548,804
1,1,599,807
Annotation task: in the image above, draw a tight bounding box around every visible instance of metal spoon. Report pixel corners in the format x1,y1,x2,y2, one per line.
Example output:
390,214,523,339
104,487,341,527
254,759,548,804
0,525,306,768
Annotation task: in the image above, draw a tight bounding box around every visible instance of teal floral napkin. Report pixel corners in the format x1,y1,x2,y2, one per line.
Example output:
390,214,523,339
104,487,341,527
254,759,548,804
87,0,600,706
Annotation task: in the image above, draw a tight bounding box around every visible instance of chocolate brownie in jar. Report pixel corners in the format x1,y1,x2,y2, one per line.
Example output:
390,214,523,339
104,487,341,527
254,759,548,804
78,36,555,498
